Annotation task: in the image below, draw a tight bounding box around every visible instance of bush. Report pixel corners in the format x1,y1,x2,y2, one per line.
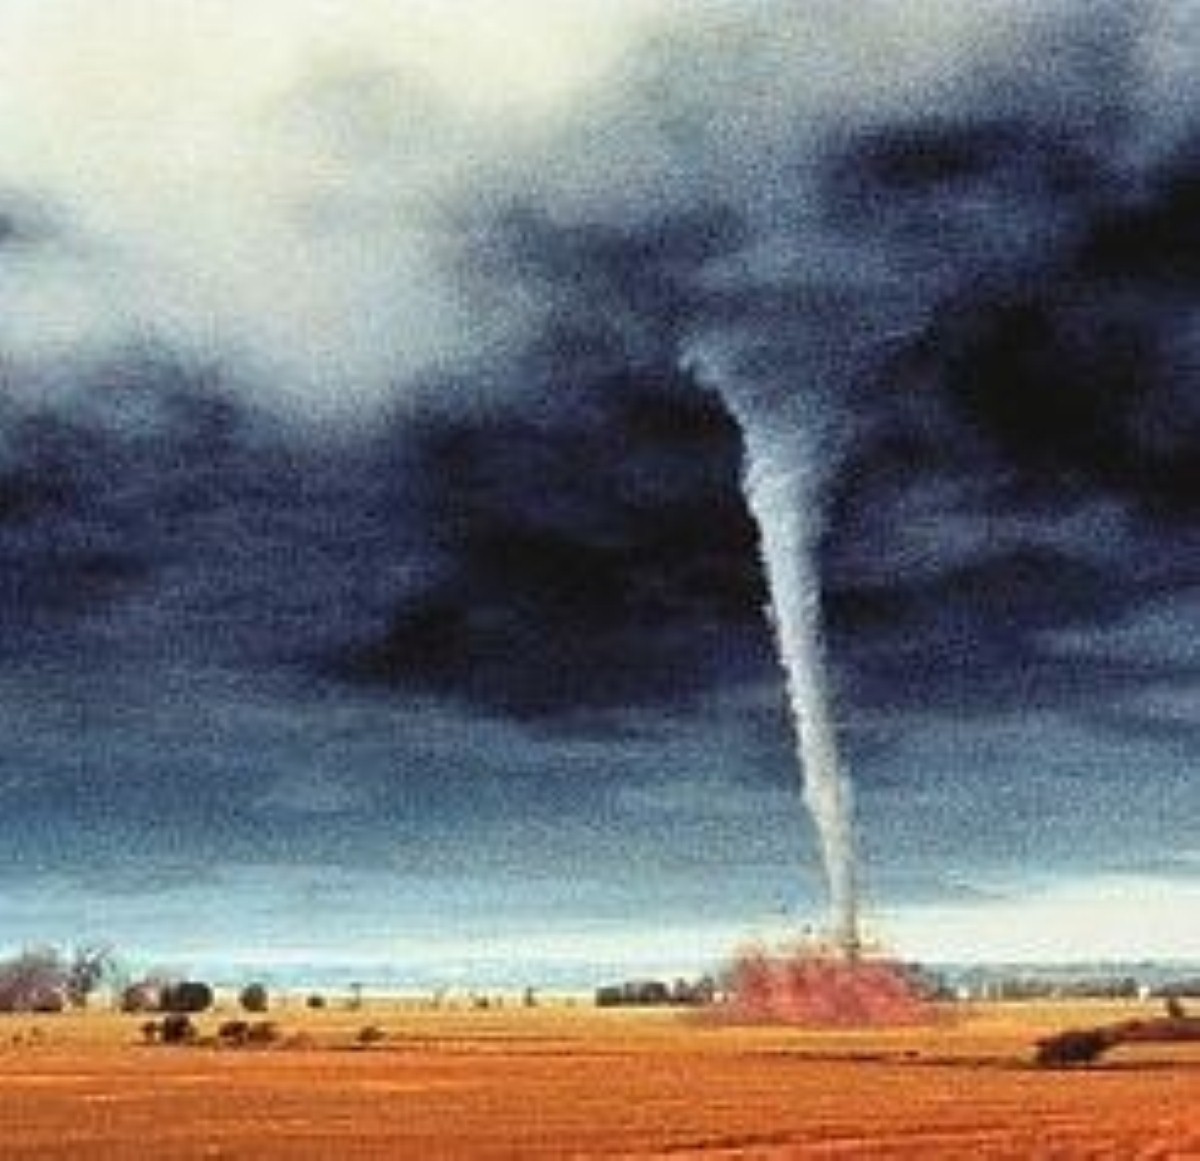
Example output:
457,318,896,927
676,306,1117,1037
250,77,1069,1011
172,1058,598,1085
159,1014,197,1045
1034,1028,1114,1067
239,982,269,1013
245,1021,280,1046
218,1020,251,1046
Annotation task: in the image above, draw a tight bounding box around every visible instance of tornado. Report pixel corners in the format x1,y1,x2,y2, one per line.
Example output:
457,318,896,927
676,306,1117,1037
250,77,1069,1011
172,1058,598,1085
736,419,859,955
687,337,861,954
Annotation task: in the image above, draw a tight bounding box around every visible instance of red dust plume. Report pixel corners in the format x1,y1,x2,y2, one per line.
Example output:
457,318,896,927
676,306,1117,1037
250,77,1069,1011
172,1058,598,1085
724,945,934,1027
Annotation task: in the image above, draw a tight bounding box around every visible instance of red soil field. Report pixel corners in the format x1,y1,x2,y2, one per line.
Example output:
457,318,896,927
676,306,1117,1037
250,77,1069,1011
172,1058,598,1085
0,1003,1196,1158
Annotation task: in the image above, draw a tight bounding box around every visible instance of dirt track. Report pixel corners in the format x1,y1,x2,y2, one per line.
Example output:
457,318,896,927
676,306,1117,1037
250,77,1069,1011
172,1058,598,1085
1,1004,1197,1158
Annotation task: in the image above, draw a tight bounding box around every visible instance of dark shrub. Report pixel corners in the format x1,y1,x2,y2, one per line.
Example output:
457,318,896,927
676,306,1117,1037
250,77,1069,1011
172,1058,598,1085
218,1020,251,1046
305,994,326,1010
159,1014,197,1045
1034,1028,1114,1067
239,982,269,1013
245,1021,280,1045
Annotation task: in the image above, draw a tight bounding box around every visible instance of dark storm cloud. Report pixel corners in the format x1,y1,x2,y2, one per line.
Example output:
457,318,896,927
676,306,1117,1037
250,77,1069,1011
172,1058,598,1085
0,352,422,673
339,364,771,719
340,6,1197,725
2,340,767,724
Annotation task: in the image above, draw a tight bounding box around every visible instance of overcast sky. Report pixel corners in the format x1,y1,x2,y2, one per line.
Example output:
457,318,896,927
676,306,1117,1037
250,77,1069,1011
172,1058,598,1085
0,1,1196,977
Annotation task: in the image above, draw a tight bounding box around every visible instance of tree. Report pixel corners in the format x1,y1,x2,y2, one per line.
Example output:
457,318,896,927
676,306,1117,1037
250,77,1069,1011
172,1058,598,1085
121,978,168,1014
239,982,269,1013
0,948,67,1013
66,944,115,1008
161,981,214,1014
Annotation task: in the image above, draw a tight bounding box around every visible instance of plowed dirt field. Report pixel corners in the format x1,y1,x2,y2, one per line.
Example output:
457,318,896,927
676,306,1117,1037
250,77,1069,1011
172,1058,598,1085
1,1002,1196,1158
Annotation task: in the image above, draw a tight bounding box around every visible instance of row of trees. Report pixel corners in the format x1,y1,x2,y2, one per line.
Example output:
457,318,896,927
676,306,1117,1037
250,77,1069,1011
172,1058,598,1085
595,975,718,1008
0,945,272,1015
119,979,268,1014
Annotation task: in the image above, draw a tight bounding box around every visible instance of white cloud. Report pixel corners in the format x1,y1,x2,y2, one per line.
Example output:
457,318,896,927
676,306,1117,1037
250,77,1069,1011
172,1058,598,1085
878,874,1200,963
0,0,665,415
0,0,1046,420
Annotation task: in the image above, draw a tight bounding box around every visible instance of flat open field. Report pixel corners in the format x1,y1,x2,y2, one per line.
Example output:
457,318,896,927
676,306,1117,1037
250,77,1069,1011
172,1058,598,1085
0,1001,1197,1158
